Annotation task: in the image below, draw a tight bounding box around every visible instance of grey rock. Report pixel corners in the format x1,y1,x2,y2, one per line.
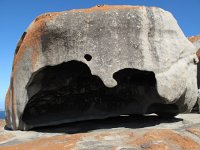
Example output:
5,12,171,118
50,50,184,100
5,5,198,130
188,35,200,112
188,35,200,88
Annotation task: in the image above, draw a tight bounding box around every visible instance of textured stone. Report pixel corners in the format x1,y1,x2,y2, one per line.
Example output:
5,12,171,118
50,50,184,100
0,120,14,143
1,114,200,149
6,5,198,130
188,35,200,48
188,34,200,88
187,126,200,137
0,129,199,150
188,35,200,112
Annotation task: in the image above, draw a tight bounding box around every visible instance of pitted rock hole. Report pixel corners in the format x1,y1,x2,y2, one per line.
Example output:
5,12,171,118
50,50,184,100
84,54,92,61
22,61,178,127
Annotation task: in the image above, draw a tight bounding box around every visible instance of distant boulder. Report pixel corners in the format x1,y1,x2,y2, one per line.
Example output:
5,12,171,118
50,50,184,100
188,35,200,88
188,35,200,112
188,35,200,49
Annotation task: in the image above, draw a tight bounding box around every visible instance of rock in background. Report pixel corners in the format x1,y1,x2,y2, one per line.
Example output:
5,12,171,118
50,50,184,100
188,35,200,88
188,35,200,112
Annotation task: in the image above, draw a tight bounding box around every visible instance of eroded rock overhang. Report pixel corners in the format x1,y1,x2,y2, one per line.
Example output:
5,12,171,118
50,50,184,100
5,5,198,130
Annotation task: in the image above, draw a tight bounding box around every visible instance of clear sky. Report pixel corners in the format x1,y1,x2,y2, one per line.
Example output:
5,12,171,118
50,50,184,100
0,0,200,110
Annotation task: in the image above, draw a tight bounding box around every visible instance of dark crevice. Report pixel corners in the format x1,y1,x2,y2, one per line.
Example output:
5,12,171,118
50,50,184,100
147,103,179,117
22,60,178,128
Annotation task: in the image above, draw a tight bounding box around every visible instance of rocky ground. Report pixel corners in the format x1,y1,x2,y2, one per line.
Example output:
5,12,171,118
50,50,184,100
0,114,200,149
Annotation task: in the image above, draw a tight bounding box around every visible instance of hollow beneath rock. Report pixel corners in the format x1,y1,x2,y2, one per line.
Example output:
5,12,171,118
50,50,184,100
22,61,178,128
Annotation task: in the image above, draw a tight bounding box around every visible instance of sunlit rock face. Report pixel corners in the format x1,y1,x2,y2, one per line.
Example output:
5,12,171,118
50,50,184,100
188,35,200,88
188,35,200,50
5,5,198,130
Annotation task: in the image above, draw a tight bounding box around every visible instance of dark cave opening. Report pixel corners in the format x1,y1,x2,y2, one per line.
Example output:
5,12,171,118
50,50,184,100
22,61,178,127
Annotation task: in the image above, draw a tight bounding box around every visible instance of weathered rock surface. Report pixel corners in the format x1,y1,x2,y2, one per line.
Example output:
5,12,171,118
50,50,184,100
1,114,200,149
6,5,198,130
188,34,200,88
188,35,200,50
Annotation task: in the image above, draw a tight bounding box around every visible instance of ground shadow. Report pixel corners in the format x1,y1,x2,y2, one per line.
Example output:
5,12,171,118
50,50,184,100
32,114,183,134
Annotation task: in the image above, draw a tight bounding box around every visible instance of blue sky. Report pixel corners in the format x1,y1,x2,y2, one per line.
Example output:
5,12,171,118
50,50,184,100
0,0,200,110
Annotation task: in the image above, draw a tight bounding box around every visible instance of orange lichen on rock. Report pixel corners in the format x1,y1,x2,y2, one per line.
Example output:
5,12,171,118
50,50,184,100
0,120,6,128
94,130,135,140
12,12,61,73
188,35,200,61
10,77,17,129
0,133,14,143
5,86,11,126
187,127,200,137
128,129,200,150
0,133,84,150
70,5,145,13
0,120,15,143
5,86,10,112
1,128,200,149
188,35,200,43
7,12,61,129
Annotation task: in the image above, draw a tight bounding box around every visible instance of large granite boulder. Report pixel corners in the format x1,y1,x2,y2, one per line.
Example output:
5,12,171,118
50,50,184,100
5,5,198,130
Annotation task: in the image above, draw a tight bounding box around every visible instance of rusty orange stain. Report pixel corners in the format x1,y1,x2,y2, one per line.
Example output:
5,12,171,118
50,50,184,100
12,12,61,75
5,86,10,111
187,127,200,137
12,5,146,75
5,86,11,126
70,5,145,13
10,77,17,129
0,133,14,143
0,129,200,149
0,120,6,128
0,133,84,150
12,5,149,73
0,120,15,143
188,35,200,43
7,13,61,129
94,132,112,140
31,42,40,69
94,130,135,140
128,129,200,150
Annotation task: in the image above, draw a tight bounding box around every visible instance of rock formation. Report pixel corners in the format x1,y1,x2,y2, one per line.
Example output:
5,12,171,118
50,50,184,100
1,114,200,149
188,35,200,49
5,5,198,130
188,34,200,112
189,35,200,88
